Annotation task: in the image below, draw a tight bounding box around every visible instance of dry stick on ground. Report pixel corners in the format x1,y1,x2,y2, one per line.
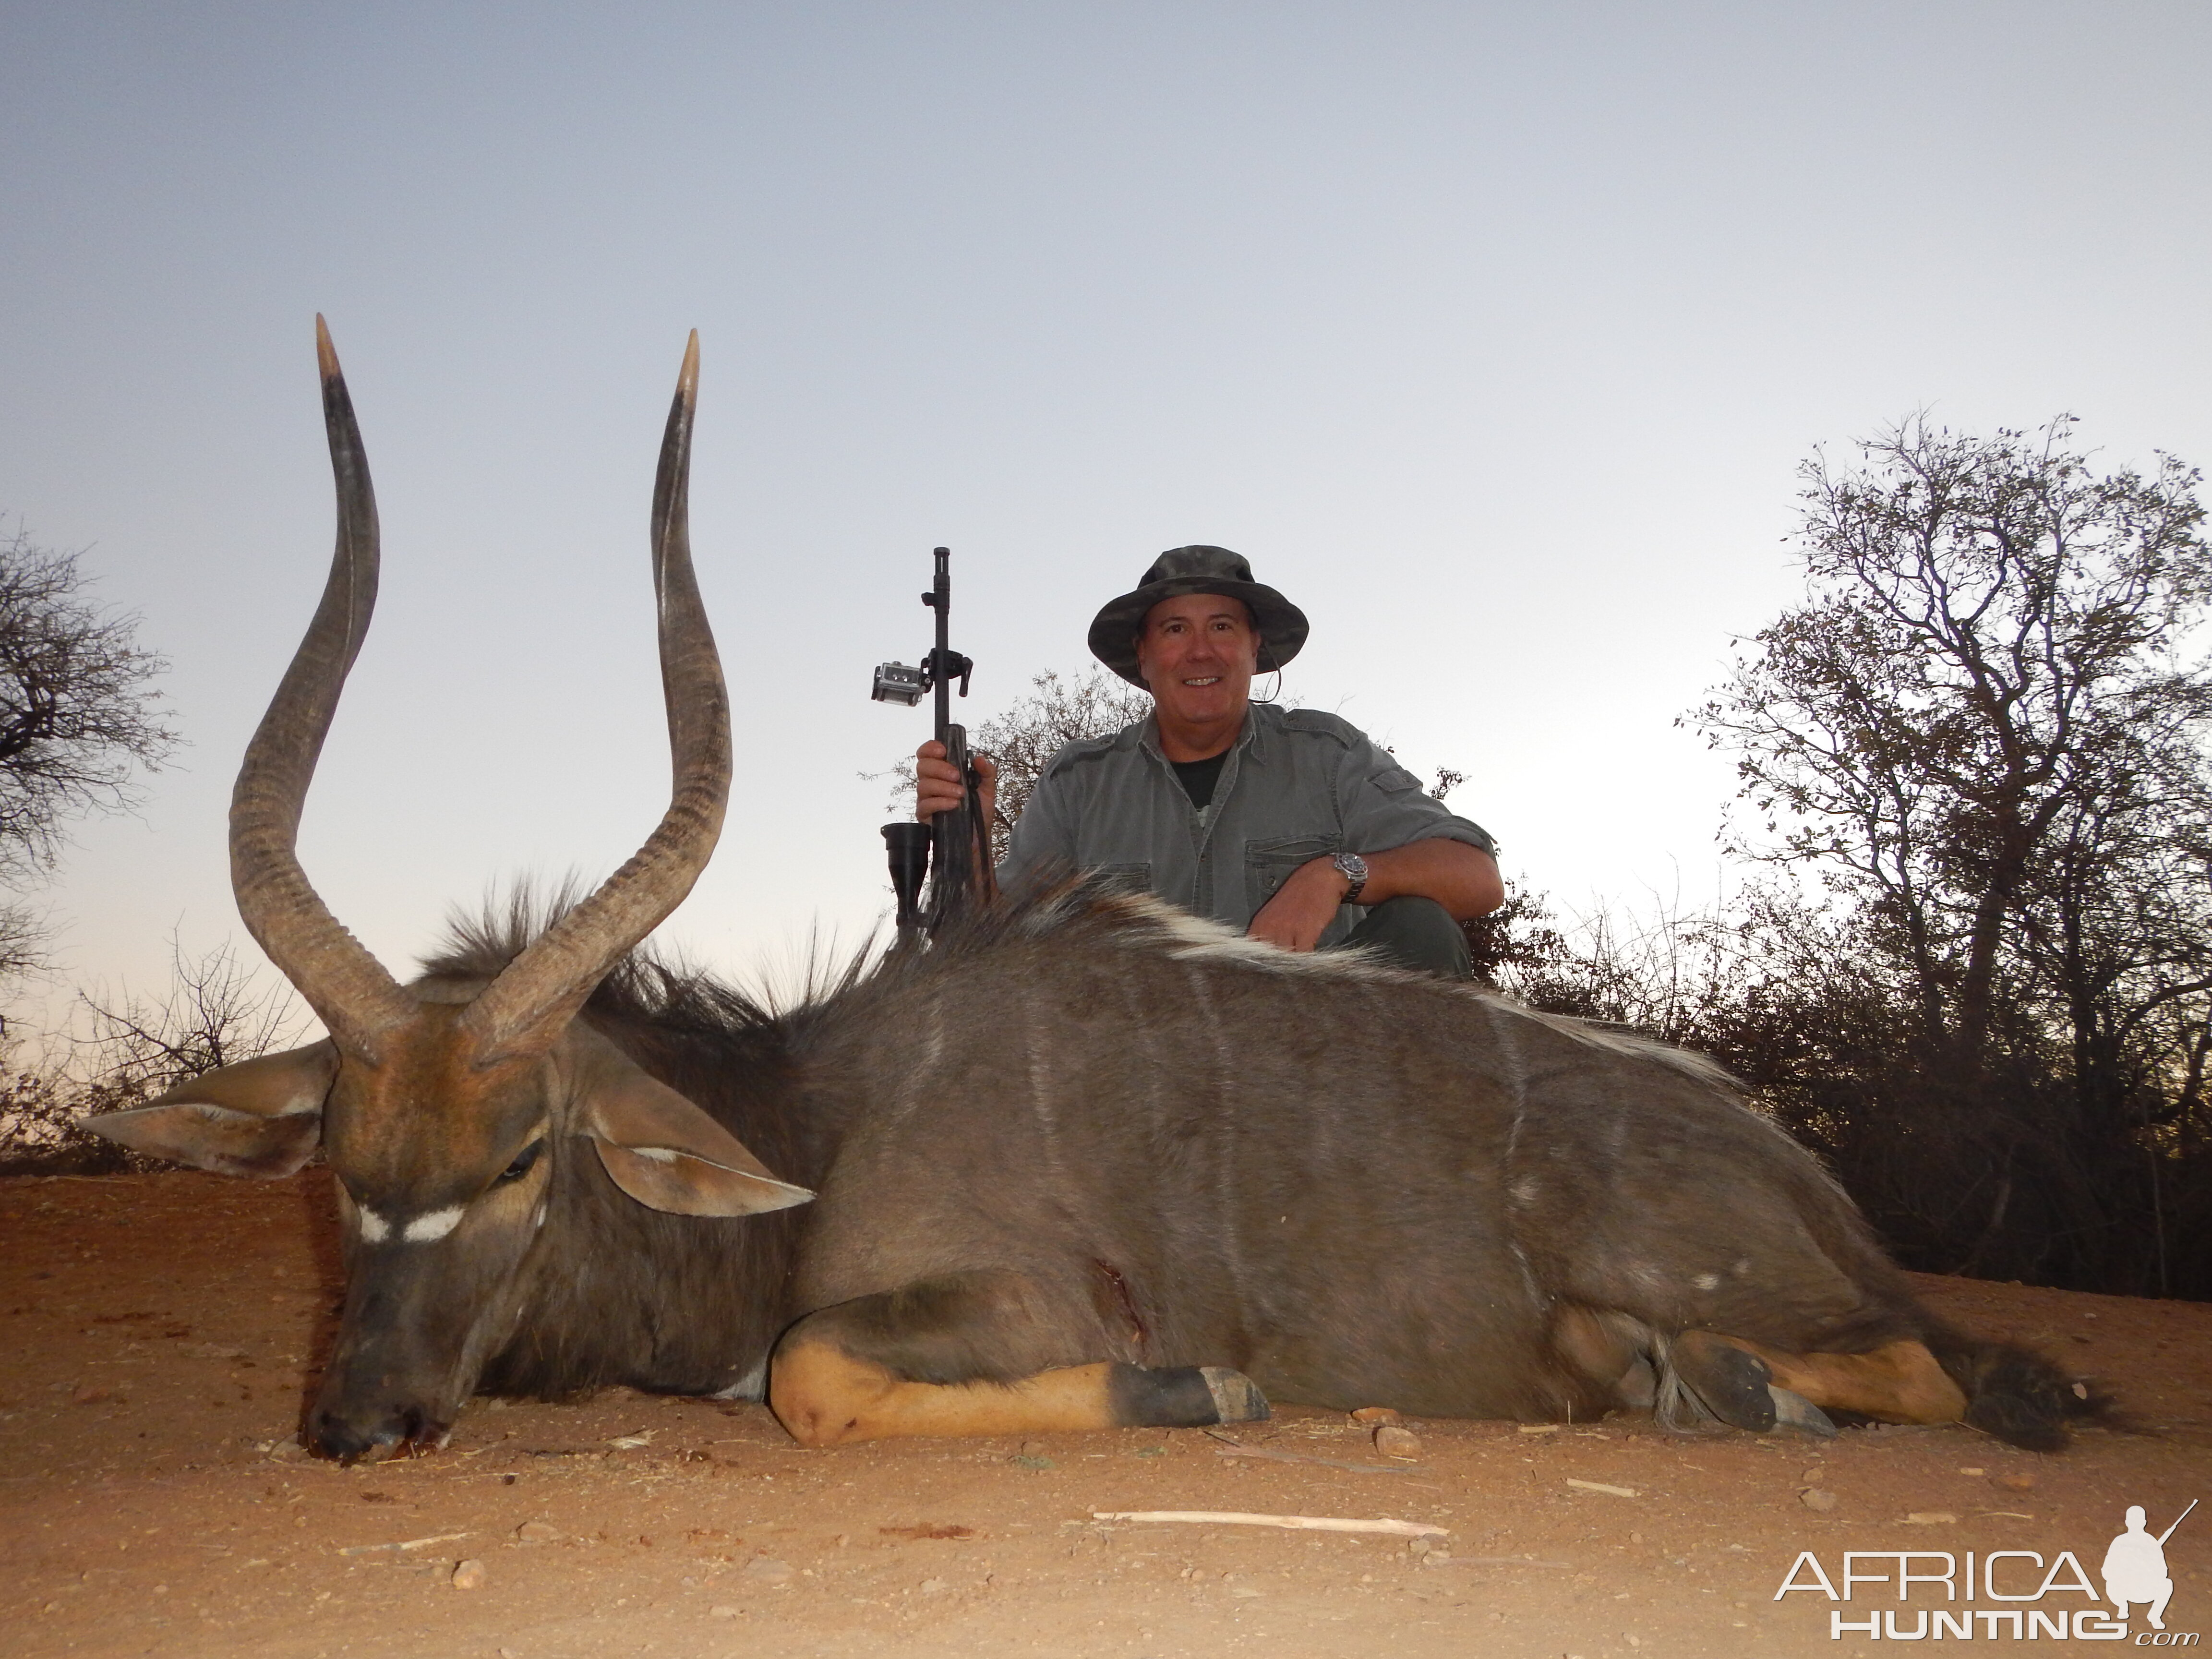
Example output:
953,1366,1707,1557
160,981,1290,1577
1092,1511,1448,1538
335,1532,474,1557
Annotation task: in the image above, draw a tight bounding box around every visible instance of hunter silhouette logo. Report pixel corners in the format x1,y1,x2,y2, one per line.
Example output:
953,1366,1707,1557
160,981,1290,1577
2106,1502,2194,1633
1775,1500,2197,1642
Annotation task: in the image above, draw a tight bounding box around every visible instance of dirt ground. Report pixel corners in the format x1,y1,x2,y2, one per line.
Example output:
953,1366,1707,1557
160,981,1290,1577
3,1172,2207,1659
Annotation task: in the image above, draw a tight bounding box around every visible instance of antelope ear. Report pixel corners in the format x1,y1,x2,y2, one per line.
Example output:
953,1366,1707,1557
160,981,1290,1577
585,1059,813,1218
79,1041,337,1178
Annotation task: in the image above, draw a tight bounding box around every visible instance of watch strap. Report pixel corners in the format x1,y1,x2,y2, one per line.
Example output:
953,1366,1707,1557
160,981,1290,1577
1331,851,1369,906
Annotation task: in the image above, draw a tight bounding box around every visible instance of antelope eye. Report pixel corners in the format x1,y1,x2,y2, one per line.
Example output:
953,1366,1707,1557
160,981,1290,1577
496,1140,545,1184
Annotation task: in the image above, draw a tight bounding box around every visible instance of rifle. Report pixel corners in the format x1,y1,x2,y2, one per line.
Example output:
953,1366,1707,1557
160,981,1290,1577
872,546,991,940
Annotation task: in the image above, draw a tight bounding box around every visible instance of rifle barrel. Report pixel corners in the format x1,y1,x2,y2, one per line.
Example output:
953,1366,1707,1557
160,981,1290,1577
2157,1497,2197,1545
932,545,952,736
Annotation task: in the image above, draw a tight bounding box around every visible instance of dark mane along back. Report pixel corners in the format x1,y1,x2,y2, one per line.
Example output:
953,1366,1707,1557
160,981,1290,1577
422,875,1734,1095
417,875,1244,1035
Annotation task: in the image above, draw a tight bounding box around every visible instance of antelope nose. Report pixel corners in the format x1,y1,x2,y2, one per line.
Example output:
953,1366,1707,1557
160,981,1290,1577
309,1401,440,1462
308,1405,400,1462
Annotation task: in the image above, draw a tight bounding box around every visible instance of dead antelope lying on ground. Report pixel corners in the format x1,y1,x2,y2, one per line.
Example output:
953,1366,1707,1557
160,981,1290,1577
89,324,2096,1463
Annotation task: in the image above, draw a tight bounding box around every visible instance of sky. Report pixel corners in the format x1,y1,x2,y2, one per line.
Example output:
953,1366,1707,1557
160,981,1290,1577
1,1,2207,1035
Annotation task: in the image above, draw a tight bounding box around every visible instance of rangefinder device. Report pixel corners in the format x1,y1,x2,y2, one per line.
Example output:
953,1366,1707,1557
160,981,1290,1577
870,661,926,706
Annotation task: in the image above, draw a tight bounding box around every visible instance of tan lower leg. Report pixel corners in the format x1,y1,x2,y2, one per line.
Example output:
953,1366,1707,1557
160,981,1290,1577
1718,1335,1968,1423
771,1341,1125,1447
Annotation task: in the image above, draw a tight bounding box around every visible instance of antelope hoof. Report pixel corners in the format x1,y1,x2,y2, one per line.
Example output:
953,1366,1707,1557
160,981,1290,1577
1674,1333,1777,1432
1767,1385,1838,1438
1200,1367,1271,1424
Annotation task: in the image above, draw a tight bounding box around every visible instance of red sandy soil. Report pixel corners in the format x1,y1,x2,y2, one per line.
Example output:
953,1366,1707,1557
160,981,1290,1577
3,1170,2208,1659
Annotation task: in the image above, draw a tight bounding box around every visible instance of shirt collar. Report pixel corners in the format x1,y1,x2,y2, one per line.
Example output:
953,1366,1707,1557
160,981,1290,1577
1138,705,1262,764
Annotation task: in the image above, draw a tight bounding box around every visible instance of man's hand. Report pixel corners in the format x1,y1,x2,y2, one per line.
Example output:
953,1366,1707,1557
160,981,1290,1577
915,741,998,825
1247,856,1350,953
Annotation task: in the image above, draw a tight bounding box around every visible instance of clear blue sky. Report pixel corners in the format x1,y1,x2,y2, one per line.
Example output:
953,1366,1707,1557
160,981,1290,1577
2,2,2206,1028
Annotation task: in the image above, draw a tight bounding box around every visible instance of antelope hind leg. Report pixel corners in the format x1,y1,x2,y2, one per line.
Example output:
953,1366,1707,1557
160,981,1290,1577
770,1273,1268,1448
1704,1333,1968,1426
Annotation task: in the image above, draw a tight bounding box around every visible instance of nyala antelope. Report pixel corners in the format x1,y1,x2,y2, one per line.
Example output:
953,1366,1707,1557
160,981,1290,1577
88,323,2096,1462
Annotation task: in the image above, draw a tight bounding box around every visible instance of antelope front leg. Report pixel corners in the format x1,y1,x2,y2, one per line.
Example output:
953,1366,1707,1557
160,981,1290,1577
769,1273,1268,1447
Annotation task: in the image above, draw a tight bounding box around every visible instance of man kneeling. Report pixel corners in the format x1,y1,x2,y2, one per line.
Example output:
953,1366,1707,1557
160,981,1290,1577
915,546,1502,976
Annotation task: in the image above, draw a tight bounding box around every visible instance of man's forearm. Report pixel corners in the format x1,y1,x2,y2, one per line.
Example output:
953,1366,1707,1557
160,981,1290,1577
1342,839,1503,921
1248,837,1501,953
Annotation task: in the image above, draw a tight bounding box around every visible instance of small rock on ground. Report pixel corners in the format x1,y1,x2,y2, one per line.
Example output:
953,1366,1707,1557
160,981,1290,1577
1373,1424,1422,1459
450,1558,488,1590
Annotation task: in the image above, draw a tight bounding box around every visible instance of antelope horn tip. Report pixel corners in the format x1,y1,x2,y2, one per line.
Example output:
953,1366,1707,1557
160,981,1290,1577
679,329,698,400
315,313,340,380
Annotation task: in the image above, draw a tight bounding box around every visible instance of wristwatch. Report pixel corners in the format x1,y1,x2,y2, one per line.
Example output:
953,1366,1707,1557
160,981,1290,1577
1330,851,1369,905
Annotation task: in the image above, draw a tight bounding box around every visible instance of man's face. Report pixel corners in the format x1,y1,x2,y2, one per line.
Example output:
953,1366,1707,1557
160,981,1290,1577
1135,593,1261,730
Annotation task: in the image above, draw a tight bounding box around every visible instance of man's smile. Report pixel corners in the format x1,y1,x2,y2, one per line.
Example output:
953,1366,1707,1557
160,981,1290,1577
1183,675,1222,686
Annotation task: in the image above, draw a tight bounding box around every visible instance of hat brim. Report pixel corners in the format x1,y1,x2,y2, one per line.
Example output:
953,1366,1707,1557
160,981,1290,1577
1087,577,1310,687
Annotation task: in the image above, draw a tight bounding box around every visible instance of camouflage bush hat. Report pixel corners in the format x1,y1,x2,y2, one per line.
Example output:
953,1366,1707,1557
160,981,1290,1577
1087,545,1310,687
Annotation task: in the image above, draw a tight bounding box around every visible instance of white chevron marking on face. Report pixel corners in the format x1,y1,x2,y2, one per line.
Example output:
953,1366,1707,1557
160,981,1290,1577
356,1207,390,1243
400,1206,465,1243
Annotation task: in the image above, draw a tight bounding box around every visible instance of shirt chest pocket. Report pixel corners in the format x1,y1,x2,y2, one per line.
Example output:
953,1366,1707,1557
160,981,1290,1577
1244,834,1339,911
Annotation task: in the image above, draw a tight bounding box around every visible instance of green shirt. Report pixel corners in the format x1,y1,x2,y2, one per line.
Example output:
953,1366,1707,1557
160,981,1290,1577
998,705,1497,947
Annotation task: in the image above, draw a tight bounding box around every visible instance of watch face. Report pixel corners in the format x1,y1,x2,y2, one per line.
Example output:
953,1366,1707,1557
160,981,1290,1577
1333,852,1368,900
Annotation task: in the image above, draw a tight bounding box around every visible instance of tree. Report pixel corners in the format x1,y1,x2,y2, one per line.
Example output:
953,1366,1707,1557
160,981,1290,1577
0,522,176,884
1692,417,2212,1291
77,936,308,1098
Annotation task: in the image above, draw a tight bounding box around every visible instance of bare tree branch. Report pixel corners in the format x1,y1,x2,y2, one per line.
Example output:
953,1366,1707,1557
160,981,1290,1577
76,934,311,1097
